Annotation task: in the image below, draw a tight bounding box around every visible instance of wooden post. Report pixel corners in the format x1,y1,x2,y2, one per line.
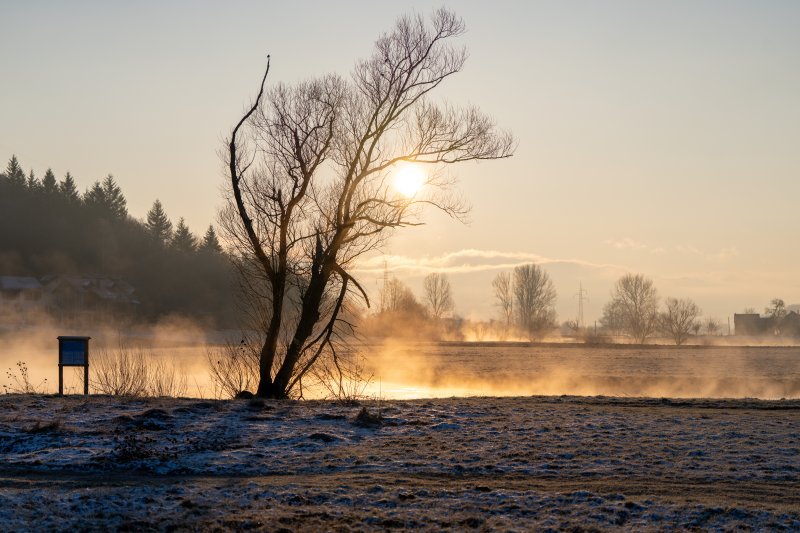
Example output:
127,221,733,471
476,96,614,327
58,365,64,395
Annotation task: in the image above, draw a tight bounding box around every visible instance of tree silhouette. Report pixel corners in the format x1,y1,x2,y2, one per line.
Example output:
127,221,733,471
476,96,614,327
145,199,173,245
765,298,787,319
200,225,222,253
512,264,557,340
42,168,58,195
424,272,454,320
604,273,659,343
765,298,787,335
84,175,127,219
59,172,81,203
26,170,39,192
224,9,514,398
492,272,514,331
170,218,197,253
4,155,26,188
660,297,701,345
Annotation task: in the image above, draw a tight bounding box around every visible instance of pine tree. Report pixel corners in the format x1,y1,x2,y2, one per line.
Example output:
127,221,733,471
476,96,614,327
84,180,105,208
83,174,127,219
171,217,197,253
42,168,58,194
101,174,127,219
26,169,40,191
59,172,81,202
145,199,173,245
4,155,26,188
200,225,223,253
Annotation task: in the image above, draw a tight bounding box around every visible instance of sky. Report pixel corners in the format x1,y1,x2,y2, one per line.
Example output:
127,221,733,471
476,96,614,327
2,1,799,324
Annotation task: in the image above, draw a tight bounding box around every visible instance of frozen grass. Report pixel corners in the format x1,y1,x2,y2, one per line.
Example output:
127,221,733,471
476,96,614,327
1,394,798,530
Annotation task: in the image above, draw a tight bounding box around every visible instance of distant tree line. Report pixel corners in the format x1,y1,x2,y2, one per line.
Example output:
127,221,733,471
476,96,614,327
353,259,794,344
361,272,459,340
0,155,238,325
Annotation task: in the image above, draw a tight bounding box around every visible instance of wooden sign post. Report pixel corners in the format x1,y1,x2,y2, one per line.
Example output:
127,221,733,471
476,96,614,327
57,336,91,395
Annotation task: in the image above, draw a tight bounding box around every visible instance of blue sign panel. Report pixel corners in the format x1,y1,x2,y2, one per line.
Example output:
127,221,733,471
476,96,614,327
61,340,87,365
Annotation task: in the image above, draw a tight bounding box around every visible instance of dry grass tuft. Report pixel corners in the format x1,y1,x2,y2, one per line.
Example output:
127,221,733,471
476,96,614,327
24,419,63,434
352,406,382,428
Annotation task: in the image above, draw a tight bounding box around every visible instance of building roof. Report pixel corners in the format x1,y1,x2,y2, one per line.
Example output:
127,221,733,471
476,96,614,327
0,276,42,291
42,275,138,304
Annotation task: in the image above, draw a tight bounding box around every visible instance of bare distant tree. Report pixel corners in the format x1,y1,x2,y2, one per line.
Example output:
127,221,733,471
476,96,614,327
383,277,424,316
691,321,702,336
423,272,454,320
705,317,720,336
563,319,581,336
223,9,513,398
765,298,787,319
513,264,557,340
660,297,701,345
599,298,626,336
742,307,757,315
765,298,787,335
492,272,514,330
603,273,659,343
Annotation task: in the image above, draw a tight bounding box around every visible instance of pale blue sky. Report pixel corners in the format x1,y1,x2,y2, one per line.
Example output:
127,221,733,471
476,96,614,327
2,1,799,322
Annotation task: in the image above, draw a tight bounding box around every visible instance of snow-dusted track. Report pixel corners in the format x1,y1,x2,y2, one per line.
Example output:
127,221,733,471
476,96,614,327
1,395,799,530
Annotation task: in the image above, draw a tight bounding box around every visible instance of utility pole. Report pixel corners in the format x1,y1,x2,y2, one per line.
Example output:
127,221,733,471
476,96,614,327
380,260,389,313
575,282,588,329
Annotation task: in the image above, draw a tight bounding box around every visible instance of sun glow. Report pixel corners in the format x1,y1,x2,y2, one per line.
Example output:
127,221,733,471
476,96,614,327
392,164,426,197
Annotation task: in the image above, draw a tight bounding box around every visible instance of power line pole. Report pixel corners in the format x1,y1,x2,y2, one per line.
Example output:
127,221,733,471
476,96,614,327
380,259,389,313
575,282,588,329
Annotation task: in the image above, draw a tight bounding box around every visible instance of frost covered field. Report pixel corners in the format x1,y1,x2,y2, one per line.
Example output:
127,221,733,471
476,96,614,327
1,394,799,531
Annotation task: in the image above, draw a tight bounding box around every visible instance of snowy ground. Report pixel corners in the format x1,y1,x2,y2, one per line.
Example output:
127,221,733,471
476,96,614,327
1,395,799,531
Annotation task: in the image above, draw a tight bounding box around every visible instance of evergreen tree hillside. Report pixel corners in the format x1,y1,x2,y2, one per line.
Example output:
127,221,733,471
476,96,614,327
0,155,238,326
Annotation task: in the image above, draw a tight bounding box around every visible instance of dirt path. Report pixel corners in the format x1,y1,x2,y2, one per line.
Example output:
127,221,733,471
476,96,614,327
3,468,799,511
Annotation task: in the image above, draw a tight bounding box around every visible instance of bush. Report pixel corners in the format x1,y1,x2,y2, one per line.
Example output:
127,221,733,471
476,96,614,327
92,342,187,397
3,361,48,394
207,339,259,399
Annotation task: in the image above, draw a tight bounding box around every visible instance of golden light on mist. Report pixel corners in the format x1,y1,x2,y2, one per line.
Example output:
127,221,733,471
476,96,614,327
392,164,426,197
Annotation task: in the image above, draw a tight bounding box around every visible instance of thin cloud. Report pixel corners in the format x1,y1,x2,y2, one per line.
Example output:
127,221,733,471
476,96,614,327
605,239,740,262
352,249,626,276
707,247,740,262
604,237,649,250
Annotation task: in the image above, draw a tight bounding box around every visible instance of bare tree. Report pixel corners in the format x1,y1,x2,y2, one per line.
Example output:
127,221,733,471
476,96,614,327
423,272,454,320
223,9,514,398
207,339,260,399
383,277,424,316
492,272,513,331
599,298,626,337
563,319,580,335
603,273,659,343
660,297,701,345
705,317,720,336
765,298,787,319
765,298,787,335
93,343,187,397
513,264,557,340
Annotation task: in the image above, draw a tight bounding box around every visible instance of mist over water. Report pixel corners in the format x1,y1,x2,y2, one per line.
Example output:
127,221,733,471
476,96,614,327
0,318,218,397
2,319,799,400
363,341,800,400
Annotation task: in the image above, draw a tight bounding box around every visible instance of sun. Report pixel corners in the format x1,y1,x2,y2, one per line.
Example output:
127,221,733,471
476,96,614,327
392,164,426,197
